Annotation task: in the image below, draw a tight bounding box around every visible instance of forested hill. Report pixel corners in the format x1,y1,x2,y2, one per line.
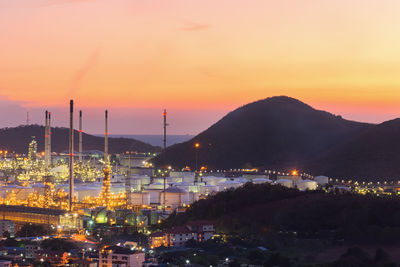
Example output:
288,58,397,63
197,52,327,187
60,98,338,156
161,183,400,244
0,125,161,154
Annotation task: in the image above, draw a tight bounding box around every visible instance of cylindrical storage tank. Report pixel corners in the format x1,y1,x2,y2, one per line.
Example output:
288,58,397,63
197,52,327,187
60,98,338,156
140,176,151,185
314,175,329,185
145,182,167,190
175,182,191,192
75,187,101,201
130,192,150,205
166,177,183,183
276,179,294,188
202,176,226,186
130,178,142,191
188,184,200,193
144,189,162,204
217,181,242,191
162,187,189,208
295,179,318,191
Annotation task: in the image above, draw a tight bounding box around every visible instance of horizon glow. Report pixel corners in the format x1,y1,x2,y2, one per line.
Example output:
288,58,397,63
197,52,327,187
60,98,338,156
2,0,400,134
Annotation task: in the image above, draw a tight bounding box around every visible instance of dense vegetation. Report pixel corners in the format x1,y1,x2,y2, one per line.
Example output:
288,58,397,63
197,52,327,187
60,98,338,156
154,96,400,180
162,183,400,244
0,125,160,153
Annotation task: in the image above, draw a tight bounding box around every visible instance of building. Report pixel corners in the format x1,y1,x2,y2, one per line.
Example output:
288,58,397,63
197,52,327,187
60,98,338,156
0,260,11,267
165,226,196,247
0,221,14,237
35,250,68,266
25,243,41,259
99,246,145,267
149,221,215,248
186,221,215,242
0,205,66,227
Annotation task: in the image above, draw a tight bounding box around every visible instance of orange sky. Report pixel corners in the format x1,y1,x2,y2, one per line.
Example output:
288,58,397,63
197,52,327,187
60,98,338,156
1,0,400,134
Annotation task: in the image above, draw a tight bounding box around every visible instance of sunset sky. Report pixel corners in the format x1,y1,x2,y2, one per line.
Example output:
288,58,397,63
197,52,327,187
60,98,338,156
1,0,400,134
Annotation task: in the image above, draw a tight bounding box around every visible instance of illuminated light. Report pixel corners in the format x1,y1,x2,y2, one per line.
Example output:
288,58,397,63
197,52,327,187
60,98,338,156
195,143,200,148
291,170,298,176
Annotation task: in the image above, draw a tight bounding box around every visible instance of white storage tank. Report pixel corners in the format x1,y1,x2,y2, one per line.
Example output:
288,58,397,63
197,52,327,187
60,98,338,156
140,176,151,186
160,187,190,209
75,186,101,201
217,180,242,191
110,174,125,183
130,192,150,205
202,176,227,186
146,182,166,190
314,175,329,185
129,178,142,191
182,175,195,183
166,177,183,183
144,189,162,204
276,179,294,188
174,182,191,192
296,179,318,191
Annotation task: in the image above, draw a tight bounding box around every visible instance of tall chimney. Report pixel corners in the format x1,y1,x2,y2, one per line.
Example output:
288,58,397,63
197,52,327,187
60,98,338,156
104,110,108,163
48,112,52,166
162,109,167,213
69,100,74,211
163,109,168,166
79,110,83,162
44,111,49,168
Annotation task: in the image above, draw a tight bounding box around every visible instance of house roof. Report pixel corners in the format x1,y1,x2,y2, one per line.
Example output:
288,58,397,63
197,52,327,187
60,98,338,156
186,220,214,227
167,226,191,234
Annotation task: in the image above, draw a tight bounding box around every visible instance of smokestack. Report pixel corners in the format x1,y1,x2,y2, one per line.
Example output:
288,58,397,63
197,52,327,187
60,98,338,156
104,110,108,163
163,109,167,165
45,111,49,168
69,100,74,211
79,110,82,162
48,112,52,167
163,109,167,213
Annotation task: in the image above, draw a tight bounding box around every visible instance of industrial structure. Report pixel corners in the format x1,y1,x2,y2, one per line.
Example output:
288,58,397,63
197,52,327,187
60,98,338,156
0,100,331,240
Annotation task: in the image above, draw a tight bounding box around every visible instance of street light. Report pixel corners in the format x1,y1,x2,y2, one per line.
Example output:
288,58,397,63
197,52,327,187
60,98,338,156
194,143,200,173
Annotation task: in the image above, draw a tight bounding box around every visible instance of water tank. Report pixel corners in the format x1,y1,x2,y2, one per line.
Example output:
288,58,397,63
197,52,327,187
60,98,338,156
130,192,150,205
276,179,294,188
314,175,329,185
296,179,318,191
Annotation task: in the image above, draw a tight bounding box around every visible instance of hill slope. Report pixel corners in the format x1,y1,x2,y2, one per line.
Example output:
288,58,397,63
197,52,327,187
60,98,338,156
162,183,400,243
305,118,400,180
153,96,370,170
0,125,160,154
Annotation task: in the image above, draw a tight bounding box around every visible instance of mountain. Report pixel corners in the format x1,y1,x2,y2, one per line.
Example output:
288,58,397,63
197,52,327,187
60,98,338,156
153,96,370,171
305,119,400,180
0,125,160,154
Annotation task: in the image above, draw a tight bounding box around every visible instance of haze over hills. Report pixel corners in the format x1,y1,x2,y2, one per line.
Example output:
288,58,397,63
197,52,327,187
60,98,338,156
153,96,400,180
0,125,161,154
